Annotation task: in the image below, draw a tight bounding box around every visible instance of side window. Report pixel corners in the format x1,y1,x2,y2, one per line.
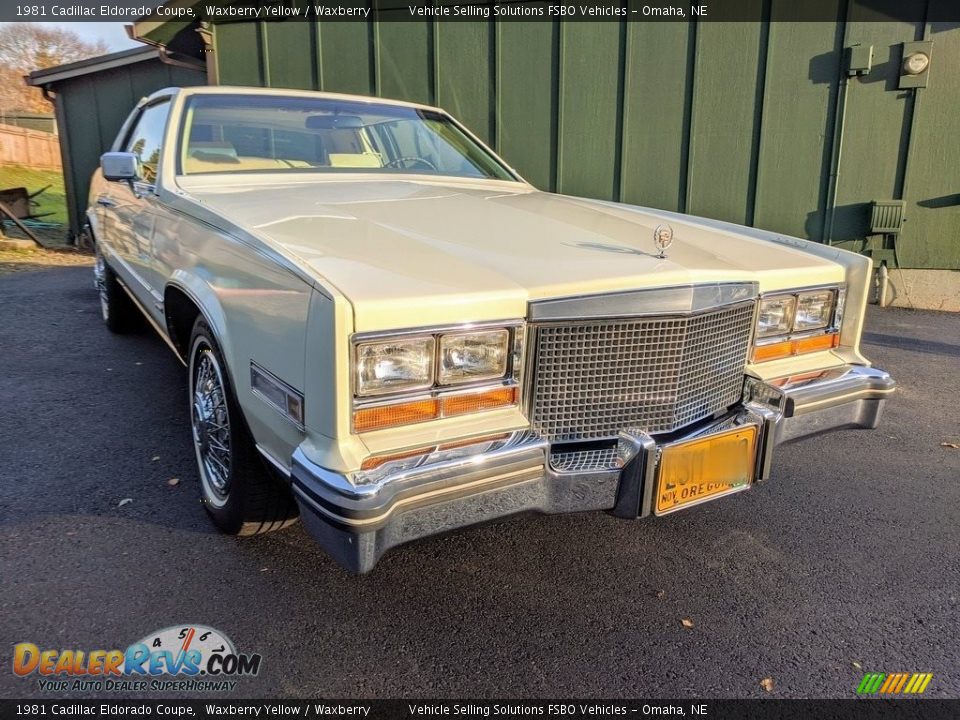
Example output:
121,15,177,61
123,100,171,184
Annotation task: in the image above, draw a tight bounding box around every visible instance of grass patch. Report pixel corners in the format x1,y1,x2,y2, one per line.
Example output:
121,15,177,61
0,165,68,225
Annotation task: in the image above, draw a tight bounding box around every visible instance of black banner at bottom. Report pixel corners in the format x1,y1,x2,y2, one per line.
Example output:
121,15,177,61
1,700,958,720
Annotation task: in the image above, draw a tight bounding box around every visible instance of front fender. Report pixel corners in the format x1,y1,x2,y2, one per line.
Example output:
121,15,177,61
166,269,232,366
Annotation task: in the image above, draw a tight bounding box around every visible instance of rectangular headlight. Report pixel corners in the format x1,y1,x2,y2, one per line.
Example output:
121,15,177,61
355,336,435,397
756,295,796,339
751,287,841,362
438,329,509,385
794,290,836,332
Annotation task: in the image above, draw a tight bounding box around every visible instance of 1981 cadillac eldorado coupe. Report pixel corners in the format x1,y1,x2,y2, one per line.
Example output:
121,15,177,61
89,86,895,572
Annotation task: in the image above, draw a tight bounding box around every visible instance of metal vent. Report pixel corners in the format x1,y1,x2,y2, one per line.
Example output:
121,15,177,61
870,200,905,235
529,302,754,442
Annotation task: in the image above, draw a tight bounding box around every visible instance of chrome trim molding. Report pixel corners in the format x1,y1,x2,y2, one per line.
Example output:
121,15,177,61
528,282,758,322
351,318,525,342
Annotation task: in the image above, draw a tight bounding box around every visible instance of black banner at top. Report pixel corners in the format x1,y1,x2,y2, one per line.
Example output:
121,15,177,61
3,0,959,24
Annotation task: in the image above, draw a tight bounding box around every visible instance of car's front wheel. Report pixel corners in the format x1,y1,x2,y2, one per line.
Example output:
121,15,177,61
189,317,298,536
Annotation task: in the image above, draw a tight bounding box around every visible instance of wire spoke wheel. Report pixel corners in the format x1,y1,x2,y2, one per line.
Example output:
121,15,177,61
192,348,232,506
94,251,109,322
187,318,298,535
92,243,140,333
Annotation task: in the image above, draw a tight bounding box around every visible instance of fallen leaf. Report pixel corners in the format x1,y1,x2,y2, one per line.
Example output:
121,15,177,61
117,498,133,507
167,478,180,487
760,677,775,692
680,618,694,629
852,661,862,670
151,456,160,462
940,442,959,449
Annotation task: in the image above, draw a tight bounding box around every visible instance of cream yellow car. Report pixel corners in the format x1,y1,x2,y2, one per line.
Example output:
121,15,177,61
89,86,895,572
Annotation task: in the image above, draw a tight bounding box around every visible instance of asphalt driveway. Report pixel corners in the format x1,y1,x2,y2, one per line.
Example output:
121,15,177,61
1,265,958,699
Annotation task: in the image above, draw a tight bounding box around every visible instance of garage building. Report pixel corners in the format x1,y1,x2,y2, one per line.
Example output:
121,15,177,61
29,2,960,308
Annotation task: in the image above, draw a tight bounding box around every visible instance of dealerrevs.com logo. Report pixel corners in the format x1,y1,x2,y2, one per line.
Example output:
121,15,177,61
13,625,261,692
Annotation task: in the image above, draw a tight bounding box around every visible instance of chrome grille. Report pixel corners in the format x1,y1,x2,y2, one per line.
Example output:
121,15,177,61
529,302,754,442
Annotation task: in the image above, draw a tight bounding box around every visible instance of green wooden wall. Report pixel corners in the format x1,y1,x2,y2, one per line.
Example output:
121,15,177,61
208,6,958,270
53,58,204,239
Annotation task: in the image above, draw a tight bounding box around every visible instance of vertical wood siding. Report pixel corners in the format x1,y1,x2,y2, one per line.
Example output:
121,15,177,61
211,4,958,269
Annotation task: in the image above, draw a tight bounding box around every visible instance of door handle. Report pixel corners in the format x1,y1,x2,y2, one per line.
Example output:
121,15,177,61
96,196,116,208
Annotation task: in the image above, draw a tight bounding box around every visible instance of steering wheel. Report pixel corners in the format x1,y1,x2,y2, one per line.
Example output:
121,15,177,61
383,156,438,171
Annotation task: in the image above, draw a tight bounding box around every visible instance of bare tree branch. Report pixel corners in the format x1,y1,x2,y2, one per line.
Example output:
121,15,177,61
0,23,109,114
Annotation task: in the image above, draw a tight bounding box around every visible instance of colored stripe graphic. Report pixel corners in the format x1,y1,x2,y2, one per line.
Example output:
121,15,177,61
857,673,885,694
879,674,897,693
857,672,932,694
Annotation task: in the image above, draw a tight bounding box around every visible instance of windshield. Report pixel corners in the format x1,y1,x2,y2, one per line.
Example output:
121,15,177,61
179,94,516,181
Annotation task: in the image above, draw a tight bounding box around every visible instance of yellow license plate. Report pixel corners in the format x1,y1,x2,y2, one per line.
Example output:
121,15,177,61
654,426,758,515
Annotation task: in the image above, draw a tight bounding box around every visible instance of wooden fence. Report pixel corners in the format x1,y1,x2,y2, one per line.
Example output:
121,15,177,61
0,122,61,169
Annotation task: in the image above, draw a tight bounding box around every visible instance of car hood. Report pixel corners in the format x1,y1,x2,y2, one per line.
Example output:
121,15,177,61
178,176,843,331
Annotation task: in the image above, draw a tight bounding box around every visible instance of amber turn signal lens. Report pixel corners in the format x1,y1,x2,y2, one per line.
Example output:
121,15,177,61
353,388,519,433
751,333,839,363
440,387,518,417
353,398,439,433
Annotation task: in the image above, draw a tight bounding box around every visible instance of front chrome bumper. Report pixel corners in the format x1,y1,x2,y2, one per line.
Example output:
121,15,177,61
292,364,895,572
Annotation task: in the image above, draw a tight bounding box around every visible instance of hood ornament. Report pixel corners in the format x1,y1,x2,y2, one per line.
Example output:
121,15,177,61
653,224,674,259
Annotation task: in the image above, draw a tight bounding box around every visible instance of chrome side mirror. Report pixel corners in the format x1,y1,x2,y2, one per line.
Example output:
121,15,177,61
100,152,139,182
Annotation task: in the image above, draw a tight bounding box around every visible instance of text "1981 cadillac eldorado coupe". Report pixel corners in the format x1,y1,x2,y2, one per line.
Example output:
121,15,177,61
89,86,895,572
